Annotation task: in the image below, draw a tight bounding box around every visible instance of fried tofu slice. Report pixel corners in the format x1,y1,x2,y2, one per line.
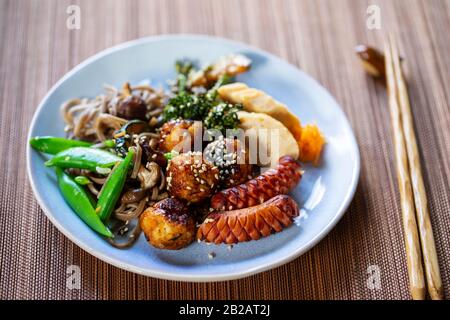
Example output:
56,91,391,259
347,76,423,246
220,83,326,166
218,83,302,143
237,111,299,167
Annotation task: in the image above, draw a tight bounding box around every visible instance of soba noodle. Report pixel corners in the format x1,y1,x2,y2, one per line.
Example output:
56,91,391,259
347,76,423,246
61,83,169,247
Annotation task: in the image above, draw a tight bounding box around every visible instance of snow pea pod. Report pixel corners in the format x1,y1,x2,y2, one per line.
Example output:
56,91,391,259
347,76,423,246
74,176,91,185
97,149,135,222
74,176,97,207
55,168,113,238
30,136,92,154
45,147,122,172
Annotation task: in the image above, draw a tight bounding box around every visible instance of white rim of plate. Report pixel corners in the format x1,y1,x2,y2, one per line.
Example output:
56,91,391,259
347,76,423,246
26,34,360,282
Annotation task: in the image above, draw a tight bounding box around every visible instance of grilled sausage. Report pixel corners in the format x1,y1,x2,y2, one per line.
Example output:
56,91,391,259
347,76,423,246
210,156,302,211
197,195,299,244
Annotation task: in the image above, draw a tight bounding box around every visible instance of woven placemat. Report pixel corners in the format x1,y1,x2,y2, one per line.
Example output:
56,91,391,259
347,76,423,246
0,0,448,300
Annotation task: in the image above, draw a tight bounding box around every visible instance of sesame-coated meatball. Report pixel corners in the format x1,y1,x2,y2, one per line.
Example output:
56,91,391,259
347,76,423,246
166,152,219,203
140,198,195,250
159,119,203,153
204,137,253,188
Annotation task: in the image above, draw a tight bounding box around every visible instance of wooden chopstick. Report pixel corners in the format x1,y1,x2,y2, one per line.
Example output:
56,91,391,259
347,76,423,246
384,37,426,300
388,35,443,300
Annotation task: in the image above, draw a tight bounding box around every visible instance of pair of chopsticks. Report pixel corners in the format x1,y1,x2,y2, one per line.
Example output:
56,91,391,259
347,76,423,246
384,35,443,300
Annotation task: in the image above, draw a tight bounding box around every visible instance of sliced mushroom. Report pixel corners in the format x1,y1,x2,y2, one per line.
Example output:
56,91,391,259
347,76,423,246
138,162,160,190
116,95,148,121
120,188,148,204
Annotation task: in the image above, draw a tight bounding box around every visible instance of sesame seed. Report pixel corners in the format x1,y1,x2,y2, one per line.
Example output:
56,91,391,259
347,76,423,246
229,206,233,210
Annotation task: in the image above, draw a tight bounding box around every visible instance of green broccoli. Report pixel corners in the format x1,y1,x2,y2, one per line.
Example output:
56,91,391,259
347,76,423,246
204,102,242,132
163,63,241,132
163,93,212,121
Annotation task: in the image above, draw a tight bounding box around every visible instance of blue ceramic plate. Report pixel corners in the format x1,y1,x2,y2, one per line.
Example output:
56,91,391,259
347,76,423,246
27,35,360,282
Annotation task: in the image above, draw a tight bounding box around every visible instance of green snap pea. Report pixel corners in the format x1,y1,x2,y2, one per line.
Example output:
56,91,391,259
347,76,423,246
74,176,91,185
55,168,113,238
73,176,97,206
97,149,135,222
30,136,92,154
45,147,122,172
73,176,97,208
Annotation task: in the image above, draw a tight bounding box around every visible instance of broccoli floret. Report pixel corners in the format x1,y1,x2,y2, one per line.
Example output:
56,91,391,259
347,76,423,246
163,68,241,132
204,102,242,132
163,93,212,122
206,74,231,100
175,59,195,76
174,59,196,93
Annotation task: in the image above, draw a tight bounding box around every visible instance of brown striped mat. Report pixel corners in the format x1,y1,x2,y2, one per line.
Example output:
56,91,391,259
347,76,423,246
0,0,448,299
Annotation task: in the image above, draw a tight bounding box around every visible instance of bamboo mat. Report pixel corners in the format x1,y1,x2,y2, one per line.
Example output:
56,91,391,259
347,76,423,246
0,0,448,300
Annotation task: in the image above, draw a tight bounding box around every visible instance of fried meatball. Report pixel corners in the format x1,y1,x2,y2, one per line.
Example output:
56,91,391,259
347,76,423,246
204,137,253,188
159,119,203,153
167,152,219,203
140,198,195,250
